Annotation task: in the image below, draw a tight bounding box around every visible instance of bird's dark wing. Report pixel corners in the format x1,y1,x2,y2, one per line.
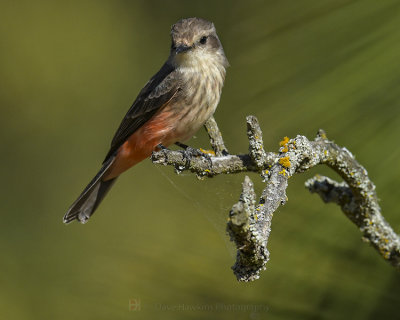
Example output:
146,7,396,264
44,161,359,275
104,62,181,162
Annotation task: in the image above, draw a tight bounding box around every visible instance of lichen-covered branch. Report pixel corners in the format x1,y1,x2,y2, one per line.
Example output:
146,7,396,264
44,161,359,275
204,116,229,156
227,176,269,282
151,117,276,178
246,116,268,169
151,116,400,281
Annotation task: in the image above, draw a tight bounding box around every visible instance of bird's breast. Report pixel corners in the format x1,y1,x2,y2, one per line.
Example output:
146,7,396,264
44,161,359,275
171,61,226,141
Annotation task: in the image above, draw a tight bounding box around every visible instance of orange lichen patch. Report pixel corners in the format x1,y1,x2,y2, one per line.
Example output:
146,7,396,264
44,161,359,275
279,169,287,176
279,136,289,147
279,156,291,168
279,136,290,152
199,148,216,156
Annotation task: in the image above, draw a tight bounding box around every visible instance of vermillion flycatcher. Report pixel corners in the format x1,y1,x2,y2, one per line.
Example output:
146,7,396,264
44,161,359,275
63,17,228,224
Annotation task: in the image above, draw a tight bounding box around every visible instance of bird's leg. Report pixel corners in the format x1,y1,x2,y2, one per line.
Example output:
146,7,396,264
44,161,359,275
156,143,167,150
175,142,213,167
175,142,190,149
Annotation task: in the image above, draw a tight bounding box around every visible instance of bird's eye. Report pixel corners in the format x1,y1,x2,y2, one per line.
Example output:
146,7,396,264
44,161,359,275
199,36,208,45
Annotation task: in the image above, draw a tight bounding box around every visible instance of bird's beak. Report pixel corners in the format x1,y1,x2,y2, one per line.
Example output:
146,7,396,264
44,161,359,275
175,44,192,54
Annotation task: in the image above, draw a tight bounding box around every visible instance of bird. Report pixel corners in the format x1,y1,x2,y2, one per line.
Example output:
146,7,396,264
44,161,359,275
63,17,229,224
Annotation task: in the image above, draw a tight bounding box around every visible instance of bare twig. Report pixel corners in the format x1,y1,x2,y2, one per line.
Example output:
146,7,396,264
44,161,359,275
151,116,400,281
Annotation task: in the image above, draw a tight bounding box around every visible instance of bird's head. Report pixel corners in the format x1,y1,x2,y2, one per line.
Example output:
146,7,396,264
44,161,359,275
169,17,229,69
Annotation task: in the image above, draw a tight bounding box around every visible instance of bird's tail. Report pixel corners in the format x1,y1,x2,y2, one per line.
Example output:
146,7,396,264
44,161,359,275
63,156,117,224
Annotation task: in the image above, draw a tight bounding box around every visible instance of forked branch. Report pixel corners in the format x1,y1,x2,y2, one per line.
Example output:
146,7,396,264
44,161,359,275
151,116,400,281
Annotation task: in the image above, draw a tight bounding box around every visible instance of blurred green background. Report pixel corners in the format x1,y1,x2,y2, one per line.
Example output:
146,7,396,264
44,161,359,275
1,0,400,319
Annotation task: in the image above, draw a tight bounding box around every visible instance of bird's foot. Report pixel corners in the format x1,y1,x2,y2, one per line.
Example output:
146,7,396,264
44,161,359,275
156,143,169,160
175,142,213,168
